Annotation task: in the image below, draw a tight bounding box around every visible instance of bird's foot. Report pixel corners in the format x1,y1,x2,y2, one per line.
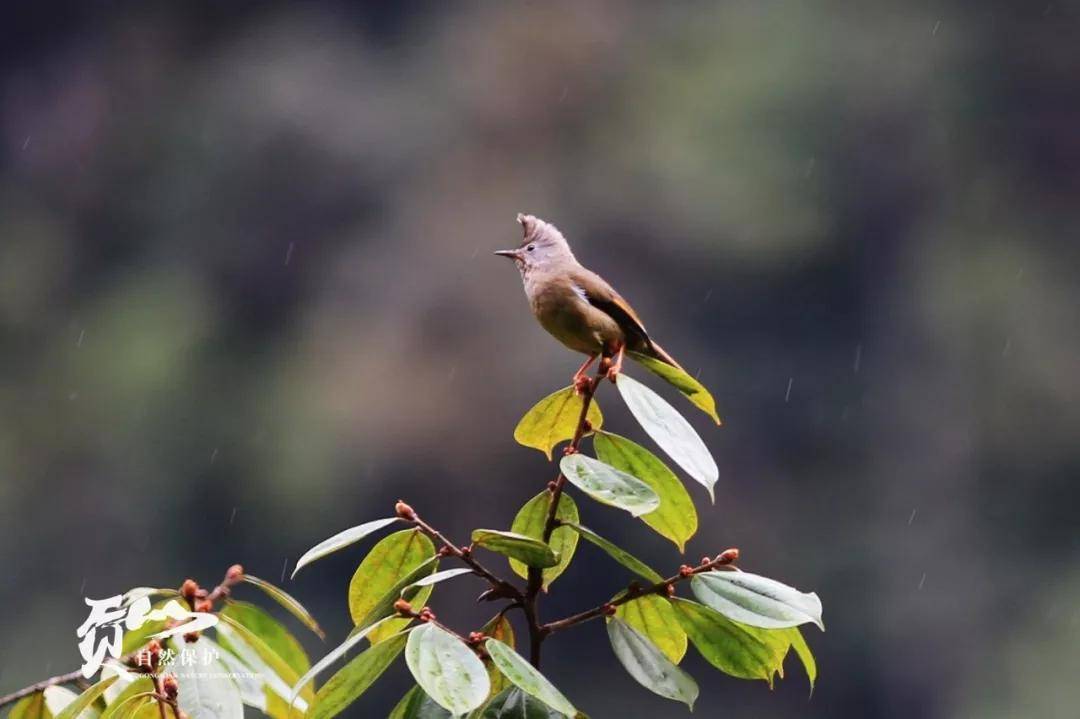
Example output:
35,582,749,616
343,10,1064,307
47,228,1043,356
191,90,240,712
573,374,593,395
605,346,625,383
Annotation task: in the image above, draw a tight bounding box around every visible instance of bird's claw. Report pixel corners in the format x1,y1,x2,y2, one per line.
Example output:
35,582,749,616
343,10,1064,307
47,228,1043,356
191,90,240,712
605,366,620,383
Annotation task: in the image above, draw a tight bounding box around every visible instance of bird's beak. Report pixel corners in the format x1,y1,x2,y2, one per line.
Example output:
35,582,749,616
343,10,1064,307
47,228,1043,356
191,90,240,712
494,249,521,260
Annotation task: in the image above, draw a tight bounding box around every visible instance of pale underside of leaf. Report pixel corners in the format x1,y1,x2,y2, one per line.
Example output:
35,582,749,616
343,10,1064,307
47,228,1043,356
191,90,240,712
484,639,578,717
402,567,476,594
691,571,824,630
170,637,245,719
615,373,719,502
606,618,699,708
292,517,401,578
613,593,687,664
558,453,660,517
627,351,722,425
405,623,490,715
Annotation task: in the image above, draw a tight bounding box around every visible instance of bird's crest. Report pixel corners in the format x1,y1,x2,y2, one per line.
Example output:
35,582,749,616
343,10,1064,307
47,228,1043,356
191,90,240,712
517,213,572,254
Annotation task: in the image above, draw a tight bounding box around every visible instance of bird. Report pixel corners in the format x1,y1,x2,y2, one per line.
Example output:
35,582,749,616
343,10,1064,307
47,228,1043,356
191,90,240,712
495,213,683,392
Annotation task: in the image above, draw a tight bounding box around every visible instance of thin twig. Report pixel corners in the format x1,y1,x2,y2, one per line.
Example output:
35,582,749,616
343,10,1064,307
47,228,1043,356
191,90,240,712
154,678,169,719
0,669,87,707
409,513,524,602
542,549,740,635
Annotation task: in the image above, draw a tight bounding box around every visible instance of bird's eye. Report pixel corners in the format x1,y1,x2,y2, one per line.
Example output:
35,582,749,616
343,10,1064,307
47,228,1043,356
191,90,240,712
526,244,536,252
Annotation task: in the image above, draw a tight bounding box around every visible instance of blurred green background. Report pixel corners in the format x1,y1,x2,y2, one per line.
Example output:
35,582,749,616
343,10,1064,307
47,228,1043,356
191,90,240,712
2,1,1078,717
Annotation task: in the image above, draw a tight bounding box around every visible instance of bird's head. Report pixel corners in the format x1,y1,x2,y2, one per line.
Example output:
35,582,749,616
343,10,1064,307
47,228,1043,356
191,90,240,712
495,213,576,273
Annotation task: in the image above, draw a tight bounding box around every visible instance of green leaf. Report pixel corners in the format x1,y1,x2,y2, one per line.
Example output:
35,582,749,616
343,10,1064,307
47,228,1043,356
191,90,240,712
613,594,687,664
615,373,719,502
670,598,789,684
171,637,245,719
100,678,155,719
593,432,697,551
348,529,437,642
561,522,663,583
220,601,311,676
627,351,721,425
289,616,399,708
292,517,401,578
405,623,490,715
263,689,297,719
480,688,569,718
787,628,817,691
9,692,46,719
481,614,516,649
242,575,325,639
508,491,579,590
690,571,824,630
558,454,660,517
53,677,118,719
389,686,452,719
355,555,439,640
480,613,517,697
98,665,132,705
472,529,559,568
606,617,699,709
514,386,603,460
215,615,310,703
308,630,409,719
484,639,578,717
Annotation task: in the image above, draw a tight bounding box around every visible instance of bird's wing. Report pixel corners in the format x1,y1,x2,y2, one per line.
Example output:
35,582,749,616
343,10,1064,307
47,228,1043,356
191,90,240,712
571,268,651,348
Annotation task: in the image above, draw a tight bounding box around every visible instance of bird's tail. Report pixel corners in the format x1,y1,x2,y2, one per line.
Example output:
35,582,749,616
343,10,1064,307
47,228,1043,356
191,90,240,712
644,340,684,372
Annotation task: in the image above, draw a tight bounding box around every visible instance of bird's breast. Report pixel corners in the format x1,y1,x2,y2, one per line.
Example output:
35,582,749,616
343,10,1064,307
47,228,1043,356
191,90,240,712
524,273,623,355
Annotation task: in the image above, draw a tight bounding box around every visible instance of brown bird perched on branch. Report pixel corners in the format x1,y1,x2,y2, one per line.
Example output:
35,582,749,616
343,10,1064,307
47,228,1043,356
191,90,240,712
496,213,683,392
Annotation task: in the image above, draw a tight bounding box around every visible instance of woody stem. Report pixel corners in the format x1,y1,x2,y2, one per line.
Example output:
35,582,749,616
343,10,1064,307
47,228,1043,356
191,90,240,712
524,361,606,667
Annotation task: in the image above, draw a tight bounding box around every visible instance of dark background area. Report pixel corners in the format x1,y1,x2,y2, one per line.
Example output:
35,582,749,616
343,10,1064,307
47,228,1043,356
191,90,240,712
2,2,1079,717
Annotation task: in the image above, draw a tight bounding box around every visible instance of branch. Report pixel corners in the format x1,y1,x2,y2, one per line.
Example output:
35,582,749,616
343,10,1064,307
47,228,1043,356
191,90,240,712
524,362,606,666
0,669,87,708
542,548,741,635
404,508,525,603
